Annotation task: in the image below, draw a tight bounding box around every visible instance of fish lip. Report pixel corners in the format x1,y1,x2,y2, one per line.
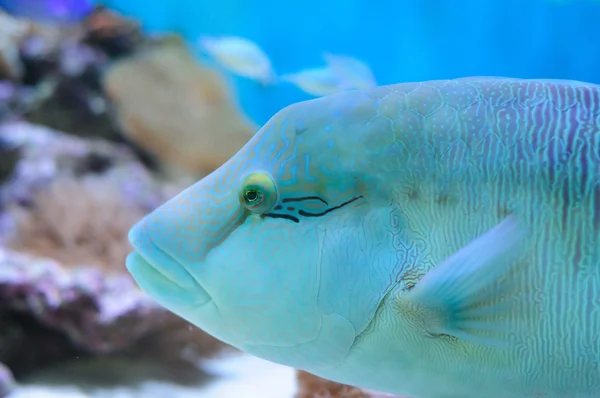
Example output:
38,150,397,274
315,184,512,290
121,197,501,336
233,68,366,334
126,251,212,310
127,227,211,305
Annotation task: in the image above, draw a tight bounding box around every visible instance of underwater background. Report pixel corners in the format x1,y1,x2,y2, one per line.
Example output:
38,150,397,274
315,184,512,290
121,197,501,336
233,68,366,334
3,0,600,125
100,0,600,124
0,0,599,397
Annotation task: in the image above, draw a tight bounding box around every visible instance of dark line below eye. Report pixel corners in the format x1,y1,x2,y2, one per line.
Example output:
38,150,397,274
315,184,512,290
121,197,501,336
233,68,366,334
263,213,300,223
298,196,363,217
282,196,329,205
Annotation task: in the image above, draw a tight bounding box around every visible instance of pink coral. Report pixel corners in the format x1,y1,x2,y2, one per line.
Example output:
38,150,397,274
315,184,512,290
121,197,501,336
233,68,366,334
6,175,144,271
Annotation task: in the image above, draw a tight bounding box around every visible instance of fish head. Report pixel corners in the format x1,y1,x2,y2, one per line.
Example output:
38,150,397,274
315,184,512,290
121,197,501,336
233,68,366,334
126,91,401,369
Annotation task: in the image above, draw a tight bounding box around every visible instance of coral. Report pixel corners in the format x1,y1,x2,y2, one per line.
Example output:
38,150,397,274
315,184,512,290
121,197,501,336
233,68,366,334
0,362,15,397
0,245,225,376
0,7,252,177
0,120,177,270
0,10,33,81
295,370,402,398
0,248,158,361
103,37,257,178
0,137,20,184
81,5,144,58
295,371,370,398
6,175,146,270
20,38,119,142
0,8,158,170
0,121,147,208
0,120,225,380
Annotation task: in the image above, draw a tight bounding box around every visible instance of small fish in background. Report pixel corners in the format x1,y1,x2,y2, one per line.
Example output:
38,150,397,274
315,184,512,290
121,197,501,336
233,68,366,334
198,35,276,85
322,52,377,89
0,0,93,23
282,53,376,97
280,67,346,97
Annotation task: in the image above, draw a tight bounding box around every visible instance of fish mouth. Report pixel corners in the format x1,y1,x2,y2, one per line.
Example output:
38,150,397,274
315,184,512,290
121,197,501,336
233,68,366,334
126,224,212,308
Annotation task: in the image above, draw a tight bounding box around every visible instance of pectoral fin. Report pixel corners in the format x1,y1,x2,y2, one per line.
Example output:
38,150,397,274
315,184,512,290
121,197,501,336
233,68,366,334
404,215,528,347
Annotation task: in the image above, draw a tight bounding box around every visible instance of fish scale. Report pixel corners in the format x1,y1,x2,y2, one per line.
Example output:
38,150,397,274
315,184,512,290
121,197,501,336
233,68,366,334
127,77,600,397
348,77,600,397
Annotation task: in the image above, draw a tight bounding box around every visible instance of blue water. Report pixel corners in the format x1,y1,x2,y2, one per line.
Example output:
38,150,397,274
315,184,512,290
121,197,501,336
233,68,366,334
3,0,600,126
0,0,92,23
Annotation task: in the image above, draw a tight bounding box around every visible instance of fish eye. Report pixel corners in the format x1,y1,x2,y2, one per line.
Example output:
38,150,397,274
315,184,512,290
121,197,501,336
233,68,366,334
240,172,278,214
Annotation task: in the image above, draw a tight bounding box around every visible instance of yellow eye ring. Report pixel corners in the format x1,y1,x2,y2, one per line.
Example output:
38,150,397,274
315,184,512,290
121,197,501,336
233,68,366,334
240,172,278,214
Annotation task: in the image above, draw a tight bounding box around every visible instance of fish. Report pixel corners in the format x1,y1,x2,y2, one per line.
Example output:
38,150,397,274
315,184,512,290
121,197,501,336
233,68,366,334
198,35,276,85
126,76,600,398
322,52,377,90
282,54,376,97
280,67,346,97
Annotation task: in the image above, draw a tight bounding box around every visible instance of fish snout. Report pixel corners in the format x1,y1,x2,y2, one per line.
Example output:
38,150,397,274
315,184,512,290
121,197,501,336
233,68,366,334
126,218,212,308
